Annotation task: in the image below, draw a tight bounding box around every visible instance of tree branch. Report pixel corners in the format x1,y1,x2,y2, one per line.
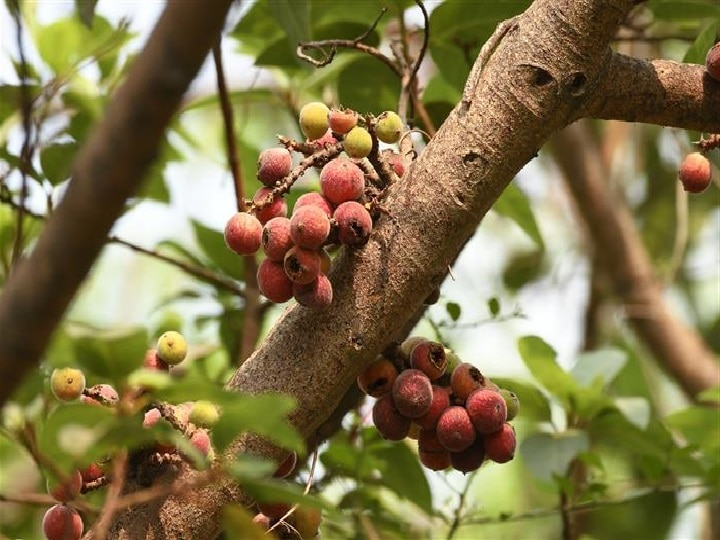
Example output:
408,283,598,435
97,1,648,537
0,0,234,407
552,121,719,399
582,53,720,132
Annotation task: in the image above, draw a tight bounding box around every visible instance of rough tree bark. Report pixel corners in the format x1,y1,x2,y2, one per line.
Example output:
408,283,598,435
0,0,718,538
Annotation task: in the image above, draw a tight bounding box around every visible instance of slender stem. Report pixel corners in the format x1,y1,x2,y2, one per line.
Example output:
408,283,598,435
446,472,475,540
212,38,261,364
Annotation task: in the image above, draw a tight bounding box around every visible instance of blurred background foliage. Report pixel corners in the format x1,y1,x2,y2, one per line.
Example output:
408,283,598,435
0,0,718,538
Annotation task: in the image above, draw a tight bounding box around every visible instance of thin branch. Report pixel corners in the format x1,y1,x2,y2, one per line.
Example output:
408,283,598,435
446,472,476,540
297,39,401,77
10,0,32,270
212,38,261,364
89,451,128,540
407,0,429,97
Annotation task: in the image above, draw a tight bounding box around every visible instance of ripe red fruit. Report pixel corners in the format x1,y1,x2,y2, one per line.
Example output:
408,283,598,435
252,513,270,531
679,152,712,194
333,201,373,246
257,147,292,186
284,246,322,285
357,356,399,397
42,504,84,540
224,212,263,255
293,273,333,308
450,436,485,473
47,470,83,503
261,217,293,261
290,205,331,249
258,501,292,520
418,429,451,470
466,388,507,434
273,452,297,478
436,406,476,452
392,369,433,418
328,107,358,135
308,128,338,149
706,42,720,82
252,187,287,225
384,149,405,178
416,385,451,430
484,423,516,463
319,157,365,205
450,362,487,403
80,463,104,483
293,192,334,218
410,341,448,380
257,259,294,303
144,348,169,371
372,394,411,441
189,429,212,457
83,384,119,407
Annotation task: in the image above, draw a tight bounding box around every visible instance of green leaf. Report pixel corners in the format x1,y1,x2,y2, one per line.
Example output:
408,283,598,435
371,441,433,514
192,220,245,281
446,301,461,321
487,297,500,317
35,15,115,74
502,249,544,291
71,326,148,382
40,142,78,185
683,20,718,64
422,73,463,106
492,377,552,422
226,454,277,481
570,349,627,388
221,506,268,540
697,386,720,404
267,0,310,55
241,477,328,510
211,393,302,454
648,1,720,20
665,406,720,451
337,56,401,115
614,397,651,430
520,430,589,483
74,0,99,28
493,183,545,248
517,336,579,409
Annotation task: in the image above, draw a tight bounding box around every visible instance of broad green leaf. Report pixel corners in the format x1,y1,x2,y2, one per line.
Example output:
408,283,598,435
502,250,544,291
697,386,720,404
267,0,310,54
241,477,329,510
589,411,677,463
427,43,471,92
517,336,579,408
683,21,718,64
35,15,115,74
338,56,401,115
40,142,78,185
0,84,38,127
226,454,277,480
221,506,268,540
371,441,433,514
520,430,589,483
492,377,552,422
422,73,462,106
72,326,148,382
665,406,720,451
570,349,627,388
211,393,302,454
192,220,245,281
446,301,461,322
613,397,651,430
231,1,285,58
493,183,545,249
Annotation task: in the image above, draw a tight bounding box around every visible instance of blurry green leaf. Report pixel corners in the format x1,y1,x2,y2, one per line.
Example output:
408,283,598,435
665,406,720,451
517,336,579,408
648,1,720,20
267,0,310,53
493,183,545,249
35,15,114,74
72,326,148,382
520,430,589,483
126,369,173,391
446,302,461,322
422,73,462,106
211,393,302,454
427,43,470,92
74,0,99,28
502,249,544,291
371,441,433,514
0,84,38,126
40,142,78,185
226,454,277,481
683,20,718,63
221,506,268,540
614,397,651,430
698,386,720,404
492,377,552,422
338,56,401,115
192,220,245,281
570,349,627,388
242,477,328,510
488,297,500,317
219,308,244,362
589,411,676,463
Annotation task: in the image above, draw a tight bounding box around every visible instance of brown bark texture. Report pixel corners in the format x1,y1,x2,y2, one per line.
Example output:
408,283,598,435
0,0,718,538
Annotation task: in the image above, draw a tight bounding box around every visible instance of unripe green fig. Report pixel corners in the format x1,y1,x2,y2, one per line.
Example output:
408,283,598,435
299,101,330,141
189,400,220,428
156,330,187,366
375,111,403,144
343,126,373,159
499,389,520,421
50,367,86,401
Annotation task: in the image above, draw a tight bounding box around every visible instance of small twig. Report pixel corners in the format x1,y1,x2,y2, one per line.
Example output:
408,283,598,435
297,39,401,77
436,310,527,329
10,0,32,270
90,452,128,540
0,491,60,506
267,446,320,535
695,133,720,153
356,7,388,42
446,472,476,540
406,0,429,98
461,15,520,112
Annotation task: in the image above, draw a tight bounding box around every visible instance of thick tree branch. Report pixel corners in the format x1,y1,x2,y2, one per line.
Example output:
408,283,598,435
0,0,234,407
582,53,720,131
98,1,647,537
552,121,719,399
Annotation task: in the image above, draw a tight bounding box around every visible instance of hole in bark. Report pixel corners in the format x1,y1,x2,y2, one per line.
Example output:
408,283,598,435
463,151,481,165
532,67,553,87
567,72,587,96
